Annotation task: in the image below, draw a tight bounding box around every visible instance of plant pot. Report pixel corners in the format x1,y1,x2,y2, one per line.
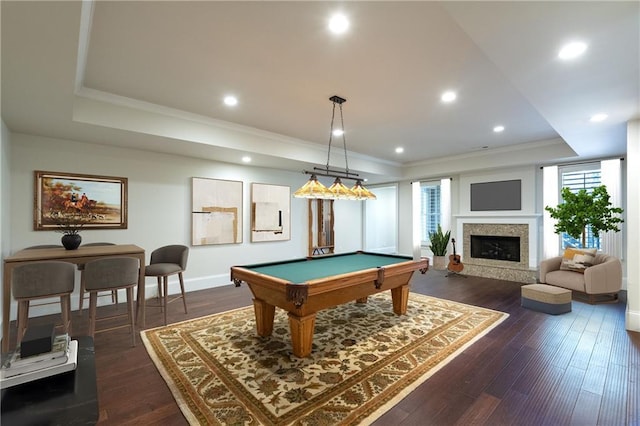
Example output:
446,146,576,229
61,234,82,250
432,255,447,270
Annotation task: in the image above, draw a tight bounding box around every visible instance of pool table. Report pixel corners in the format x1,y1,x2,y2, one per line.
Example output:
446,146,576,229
231,251,429,357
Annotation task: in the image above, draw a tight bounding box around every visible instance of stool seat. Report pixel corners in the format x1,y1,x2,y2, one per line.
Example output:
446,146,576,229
144,263,183,276
521,283,572,315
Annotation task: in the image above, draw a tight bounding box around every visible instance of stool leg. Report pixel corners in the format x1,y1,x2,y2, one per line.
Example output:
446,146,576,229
179,272,187,314
88,292,98,338
16,300,30,346
163,276,169,326
157,277,163,310
61,294,72,336
126,287,136,347
79,273,86,316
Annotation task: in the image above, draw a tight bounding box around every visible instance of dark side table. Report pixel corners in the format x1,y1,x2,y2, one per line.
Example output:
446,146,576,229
1,336,99,425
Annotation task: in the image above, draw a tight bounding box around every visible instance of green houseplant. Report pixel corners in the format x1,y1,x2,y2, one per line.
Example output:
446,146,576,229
545,185,624,248
428,225,451,270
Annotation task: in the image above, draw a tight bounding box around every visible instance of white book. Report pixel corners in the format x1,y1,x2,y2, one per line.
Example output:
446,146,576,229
0,340,78,389
1,349,69,378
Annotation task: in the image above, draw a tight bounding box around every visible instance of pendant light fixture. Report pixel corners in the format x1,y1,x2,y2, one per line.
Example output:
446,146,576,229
293,95,376,200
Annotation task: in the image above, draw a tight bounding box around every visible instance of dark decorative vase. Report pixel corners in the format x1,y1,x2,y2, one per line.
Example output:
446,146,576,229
61,234,82,250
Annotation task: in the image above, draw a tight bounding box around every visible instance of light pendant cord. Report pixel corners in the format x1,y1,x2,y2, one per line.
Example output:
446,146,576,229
339,102,349,174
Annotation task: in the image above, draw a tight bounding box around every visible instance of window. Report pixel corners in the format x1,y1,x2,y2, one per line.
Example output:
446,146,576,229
559,163,601,249
420,181,441,245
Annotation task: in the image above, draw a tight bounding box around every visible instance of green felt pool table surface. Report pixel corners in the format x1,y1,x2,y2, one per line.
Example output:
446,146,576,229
243,252,413,283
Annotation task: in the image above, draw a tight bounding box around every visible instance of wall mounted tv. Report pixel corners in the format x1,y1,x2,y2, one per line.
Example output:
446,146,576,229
470,179,522,211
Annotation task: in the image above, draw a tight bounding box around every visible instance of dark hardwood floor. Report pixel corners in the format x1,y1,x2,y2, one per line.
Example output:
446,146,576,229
8,271,639,425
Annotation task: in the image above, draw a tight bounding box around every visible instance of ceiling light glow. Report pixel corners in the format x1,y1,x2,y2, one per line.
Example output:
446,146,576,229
332,129,344,137
590,113,608,122
395,147,404,154
223,95,238,106
493,125,505,133
329,14,349,34
558,42,587,60
441,91,457,103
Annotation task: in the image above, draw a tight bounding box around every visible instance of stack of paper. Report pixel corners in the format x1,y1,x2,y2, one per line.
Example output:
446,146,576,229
0,336,78,389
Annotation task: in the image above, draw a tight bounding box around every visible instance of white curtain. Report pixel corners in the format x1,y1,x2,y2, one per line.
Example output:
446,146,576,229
543,165,559,259
600,158,623,259
440,178,451,235
412,181,421,260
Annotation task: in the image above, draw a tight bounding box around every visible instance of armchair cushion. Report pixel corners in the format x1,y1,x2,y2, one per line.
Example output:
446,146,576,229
560,247,597,273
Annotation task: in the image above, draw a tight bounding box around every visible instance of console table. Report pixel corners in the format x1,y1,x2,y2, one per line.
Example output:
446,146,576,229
1,336,99,425
2,244,146,352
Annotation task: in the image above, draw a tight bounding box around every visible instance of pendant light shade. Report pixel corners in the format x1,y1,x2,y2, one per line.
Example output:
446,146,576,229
292,174,331,199
351,180,377,200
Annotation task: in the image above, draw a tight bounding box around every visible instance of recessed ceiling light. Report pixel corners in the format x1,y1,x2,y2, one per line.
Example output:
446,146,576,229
395,147,404,154
329,13,349,34
558,41,587,60
493,125,505,133
332,129,344,137
441,91,457,103
590,113,608,122
241,156,251,163
223,95,238,106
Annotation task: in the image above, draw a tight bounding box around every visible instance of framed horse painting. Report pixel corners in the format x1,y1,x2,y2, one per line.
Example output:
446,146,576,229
34,171,128,230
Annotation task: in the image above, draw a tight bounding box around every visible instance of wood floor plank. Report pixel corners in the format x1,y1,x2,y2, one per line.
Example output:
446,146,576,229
541,365,586,425
569,390,601,426
597,362,628,425
454,392,501,426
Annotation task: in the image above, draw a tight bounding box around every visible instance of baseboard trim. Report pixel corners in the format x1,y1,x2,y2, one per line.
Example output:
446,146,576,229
626,306,640,332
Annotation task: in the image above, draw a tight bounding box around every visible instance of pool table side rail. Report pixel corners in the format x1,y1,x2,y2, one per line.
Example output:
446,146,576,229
230,257,427,310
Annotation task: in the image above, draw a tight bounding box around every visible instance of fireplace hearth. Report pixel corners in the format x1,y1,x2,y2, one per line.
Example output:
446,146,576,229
471,235,520,262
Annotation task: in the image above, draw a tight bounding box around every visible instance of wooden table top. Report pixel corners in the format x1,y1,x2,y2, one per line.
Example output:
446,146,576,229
4,244,145,263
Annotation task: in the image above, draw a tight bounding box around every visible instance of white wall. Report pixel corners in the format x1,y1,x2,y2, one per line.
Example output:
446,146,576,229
5,132,363,321
1,121,11,341
626,119,639,332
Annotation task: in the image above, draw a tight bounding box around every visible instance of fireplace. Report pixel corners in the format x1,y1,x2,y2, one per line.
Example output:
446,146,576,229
470,235,520,262
457,220,538,283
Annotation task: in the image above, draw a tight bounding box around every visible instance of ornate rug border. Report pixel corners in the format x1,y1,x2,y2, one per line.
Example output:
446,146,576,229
141,295,509,425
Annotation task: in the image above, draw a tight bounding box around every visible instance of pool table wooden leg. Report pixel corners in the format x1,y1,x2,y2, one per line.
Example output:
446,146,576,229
391,284,410,315
288,312,316,358
253,299,276,337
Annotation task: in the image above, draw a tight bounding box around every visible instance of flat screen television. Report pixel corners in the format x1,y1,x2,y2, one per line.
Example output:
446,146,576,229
470,179,521,211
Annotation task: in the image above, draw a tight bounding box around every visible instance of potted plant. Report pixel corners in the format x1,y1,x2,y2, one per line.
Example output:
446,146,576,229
428,225,451,270
545,185,624,248
56,214,85,250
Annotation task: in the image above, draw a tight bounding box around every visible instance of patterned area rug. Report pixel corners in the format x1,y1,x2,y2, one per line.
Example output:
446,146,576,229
141,292,508,425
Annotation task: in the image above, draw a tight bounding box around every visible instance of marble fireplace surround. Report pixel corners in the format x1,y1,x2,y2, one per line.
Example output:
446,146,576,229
455,215,541,283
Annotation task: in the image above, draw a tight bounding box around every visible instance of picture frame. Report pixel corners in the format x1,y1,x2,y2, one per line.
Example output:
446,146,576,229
192,177,243,246
250,183,291,242
34,170,128,230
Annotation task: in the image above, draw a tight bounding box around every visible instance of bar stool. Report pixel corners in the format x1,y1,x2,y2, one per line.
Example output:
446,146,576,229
144,245,189,325
11,261,75,346
78,242,118,315
83,257,139,347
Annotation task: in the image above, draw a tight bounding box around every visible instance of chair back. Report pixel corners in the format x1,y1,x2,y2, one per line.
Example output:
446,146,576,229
150,245,189,270
12,261,75,299
84,257,139,291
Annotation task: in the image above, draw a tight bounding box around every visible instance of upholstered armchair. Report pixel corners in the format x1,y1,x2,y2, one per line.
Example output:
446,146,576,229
539,253,622,303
